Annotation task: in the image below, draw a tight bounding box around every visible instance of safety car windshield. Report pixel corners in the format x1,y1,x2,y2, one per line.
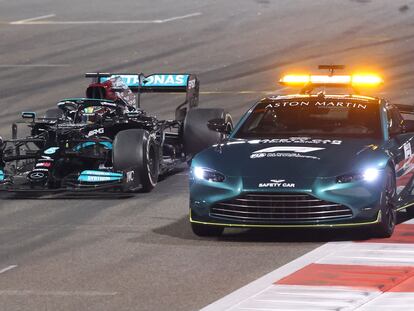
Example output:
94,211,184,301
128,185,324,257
234,99,382,139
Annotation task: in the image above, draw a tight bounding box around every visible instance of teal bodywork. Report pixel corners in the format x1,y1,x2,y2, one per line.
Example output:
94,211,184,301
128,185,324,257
73,141,112,151
189,95,414,228
78,170,123,183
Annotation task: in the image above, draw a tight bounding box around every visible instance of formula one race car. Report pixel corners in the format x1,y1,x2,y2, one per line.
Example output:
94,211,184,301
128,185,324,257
0,73,232,193
190,65,414,238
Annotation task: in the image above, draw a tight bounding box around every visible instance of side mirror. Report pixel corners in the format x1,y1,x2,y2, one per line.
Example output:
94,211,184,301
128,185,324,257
207,118,231,134
21,111,36,121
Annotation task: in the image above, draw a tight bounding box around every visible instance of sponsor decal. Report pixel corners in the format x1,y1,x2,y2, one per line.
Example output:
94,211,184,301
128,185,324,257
78,170,123,183
404,142,412,160
126,170,135,183
315,101,367,109
44,147,59,155
251,146,324,160
142,74,188,87
101,75,139,87
80,170,123,176
258,179,295,188
187,79,196,89
100,74,189,87
253,146,324,154
248,137,342,145
86,128,105,137
28,170,47,181
265,101,367,109
79,176,117,182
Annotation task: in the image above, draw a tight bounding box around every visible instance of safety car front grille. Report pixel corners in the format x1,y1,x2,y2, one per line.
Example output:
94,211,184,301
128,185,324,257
210,193,353,222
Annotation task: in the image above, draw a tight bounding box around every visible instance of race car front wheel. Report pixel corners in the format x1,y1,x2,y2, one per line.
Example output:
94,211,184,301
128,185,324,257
372,166,396,238
191,222,224,237
113,129,160,192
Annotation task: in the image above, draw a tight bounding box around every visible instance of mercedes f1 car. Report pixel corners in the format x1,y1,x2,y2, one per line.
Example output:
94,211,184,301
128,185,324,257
0,73,232,193
190,65,414,238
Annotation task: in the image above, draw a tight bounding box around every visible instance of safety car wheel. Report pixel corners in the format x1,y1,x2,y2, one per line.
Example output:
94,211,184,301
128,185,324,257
183,108,233,158
113,129,159,192
191,222,224,237
372,166,396,238
406,205,414,218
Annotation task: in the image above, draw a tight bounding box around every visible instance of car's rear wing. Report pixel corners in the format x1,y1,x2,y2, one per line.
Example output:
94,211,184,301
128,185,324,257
85,73,199,121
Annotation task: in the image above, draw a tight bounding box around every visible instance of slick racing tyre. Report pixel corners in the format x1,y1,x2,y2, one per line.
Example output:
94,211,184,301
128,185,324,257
113,129,160,192
372,166,397,238
191,222,224,237
44,108,63,119
183,108,233,158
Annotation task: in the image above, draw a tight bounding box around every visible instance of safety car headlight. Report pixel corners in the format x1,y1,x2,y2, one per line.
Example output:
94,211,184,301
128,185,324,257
337,168,380,183
192,167,225,182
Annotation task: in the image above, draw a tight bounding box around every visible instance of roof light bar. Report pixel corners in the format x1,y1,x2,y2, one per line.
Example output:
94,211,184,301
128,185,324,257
351,74,383,86
279,75,310,85
279,74,383,87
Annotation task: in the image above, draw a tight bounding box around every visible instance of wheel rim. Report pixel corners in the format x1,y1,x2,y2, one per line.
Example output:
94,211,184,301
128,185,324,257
147,144,157,184
384,170,396,231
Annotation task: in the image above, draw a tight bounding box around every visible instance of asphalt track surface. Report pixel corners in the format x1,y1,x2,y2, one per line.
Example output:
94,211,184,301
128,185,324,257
0,1,414,310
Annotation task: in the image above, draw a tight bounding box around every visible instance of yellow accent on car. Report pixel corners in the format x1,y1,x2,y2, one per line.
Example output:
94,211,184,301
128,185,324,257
396,201,414,212
189,210,381,228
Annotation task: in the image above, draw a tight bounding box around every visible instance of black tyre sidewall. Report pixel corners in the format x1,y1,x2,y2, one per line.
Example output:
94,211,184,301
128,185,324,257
406,206,414,218
140,134,159,192
191,222,224,237
373,166,396,238
112,129,159,192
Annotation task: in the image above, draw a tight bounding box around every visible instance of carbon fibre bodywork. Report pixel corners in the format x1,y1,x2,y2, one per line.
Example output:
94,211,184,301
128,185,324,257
0,73,201,193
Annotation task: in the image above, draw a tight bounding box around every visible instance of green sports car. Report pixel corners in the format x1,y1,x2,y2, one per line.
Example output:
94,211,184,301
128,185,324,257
189,68,414,237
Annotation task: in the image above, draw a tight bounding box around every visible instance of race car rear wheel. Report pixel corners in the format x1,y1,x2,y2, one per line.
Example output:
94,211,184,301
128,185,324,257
183,108,233,158
372,166,396,238
113,129,160,192
191,222,224,237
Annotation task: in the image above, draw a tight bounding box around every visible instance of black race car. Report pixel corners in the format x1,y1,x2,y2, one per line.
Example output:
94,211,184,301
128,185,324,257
0,73,232,193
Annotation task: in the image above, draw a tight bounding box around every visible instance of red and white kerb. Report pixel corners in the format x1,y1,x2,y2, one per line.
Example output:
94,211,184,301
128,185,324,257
203,219,414,311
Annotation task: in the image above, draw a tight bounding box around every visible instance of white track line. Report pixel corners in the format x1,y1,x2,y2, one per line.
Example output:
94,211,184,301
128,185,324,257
230,285,380,311
159,13,203,23
0,290,117,296
203,220,414,310
10,12,202,25
356,293,414,311
0,64,69,68
10,14,55,25
0,265,17,275
317,242,414,266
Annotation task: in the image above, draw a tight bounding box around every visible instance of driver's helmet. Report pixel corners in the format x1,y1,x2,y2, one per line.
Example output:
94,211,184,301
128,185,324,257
81,106,108,123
